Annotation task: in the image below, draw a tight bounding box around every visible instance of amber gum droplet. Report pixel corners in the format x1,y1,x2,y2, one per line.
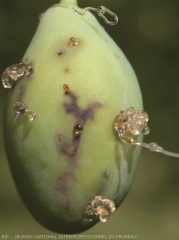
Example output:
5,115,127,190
114,107,149,136
113,114,126,131
13,102,36,122
74,124,83,138
20,62,33,76
25,110,36,122
63,84,70,94
68,37,80,47
2,63,24,88
2,62,33,88
85,196,116,222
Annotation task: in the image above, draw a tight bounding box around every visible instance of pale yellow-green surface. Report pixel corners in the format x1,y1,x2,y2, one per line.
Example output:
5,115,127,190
1,0,179,239
3,0,142,234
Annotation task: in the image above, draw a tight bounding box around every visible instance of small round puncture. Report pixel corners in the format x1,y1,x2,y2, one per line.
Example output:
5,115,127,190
67,37,80,47
85,196,116,223
104,172,110,178
2,62,33,88
13,102,36,122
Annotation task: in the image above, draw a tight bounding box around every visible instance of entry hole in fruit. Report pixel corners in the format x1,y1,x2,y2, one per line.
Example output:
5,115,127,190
58,51,64,56
114,107,179,158
64,67,69,73
13,102,36,122
103,172,110,178
74,124,83,139
67,37,80,47
63,84,70,95
2,62,33,89
85,196,116,222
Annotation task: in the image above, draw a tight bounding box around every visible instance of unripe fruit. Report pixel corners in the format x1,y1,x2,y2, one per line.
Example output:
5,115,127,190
3,0,143,234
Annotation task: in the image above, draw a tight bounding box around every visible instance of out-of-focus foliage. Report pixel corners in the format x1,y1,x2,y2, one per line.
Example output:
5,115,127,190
0,0,179,239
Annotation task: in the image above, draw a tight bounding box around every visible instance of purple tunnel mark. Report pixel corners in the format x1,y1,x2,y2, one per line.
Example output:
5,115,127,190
57,89,103,161
56,87,103,208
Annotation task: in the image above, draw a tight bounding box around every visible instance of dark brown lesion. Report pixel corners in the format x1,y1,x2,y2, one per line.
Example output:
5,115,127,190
57,50,66,56
63,84,70,95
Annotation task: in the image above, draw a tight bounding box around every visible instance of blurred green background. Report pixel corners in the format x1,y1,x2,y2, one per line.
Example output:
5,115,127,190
1,0,179,239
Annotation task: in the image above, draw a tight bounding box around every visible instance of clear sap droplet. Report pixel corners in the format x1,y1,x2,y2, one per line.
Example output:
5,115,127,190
13,102,26,114
68,37,80,47
2,63,33,88
114,107,149,136
13,102,36,122
2,73,16,88
20,62,33,76
149,142,163,152
25,110,36,122
2,64,24,88
113,114,126,131
141,125,150,135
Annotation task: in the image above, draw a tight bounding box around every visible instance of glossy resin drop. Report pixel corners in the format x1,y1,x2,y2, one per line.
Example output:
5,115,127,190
3,0,143,234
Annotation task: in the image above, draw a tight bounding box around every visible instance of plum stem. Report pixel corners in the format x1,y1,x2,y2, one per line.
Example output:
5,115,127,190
60,0,78,6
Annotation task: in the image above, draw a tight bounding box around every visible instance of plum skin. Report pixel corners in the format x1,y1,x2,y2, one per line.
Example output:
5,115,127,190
3,4,143,234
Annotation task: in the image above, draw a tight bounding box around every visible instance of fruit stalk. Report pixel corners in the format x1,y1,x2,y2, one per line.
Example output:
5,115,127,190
60,0,78,6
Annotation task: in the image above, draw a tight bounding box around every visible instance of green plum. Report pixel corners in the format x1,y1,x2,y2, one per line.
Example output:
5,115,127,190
3,0,143,234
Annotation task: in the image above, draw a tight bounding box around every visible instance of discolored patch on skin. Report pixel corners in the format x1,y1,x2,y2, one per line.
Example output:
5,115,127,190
63,91,102,125
57,132,80,165
56,171,78,213
57,88,102,162
57,50,65,56
63,84,70,95
56,88,103,211
64,67,69,73
103,172,110,178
